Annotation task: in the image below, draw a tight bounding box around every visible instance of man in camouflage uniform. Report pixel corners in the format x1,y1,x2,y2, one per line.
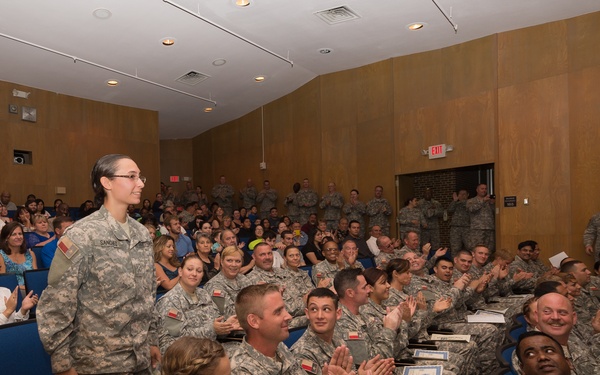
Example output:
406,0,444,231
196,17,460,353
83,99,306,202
511,292,600,374
508,241,539,294
230,284,304,375
584,211,600,262
178,181,199,206
319,182,344,231
447,189,470,256
515,332,572,375
246,243,307,327
398,231,447,271
404,257,501,373
374,235,404,268
296,179,319,226
396,197,425,240
212,175,235,216
342,189,367,237
466,183,495,252
333,269,402,365
37,205,160,374
366,186,393,236
292,287,395,375
239,178,258,210
256,179,278,219
418,188,444,251
560,260,600,342
313,239,365,289
285,182,302,223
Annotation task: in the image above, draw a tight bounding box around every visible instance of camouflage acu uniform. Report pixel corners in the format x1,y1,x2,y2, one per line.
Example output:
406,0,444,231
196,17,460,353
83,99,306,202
572,284,600,342
240,186,258,210
246,267,308,327
230,338,304,375
179,190,199,206
335,304,396,361
447,200,470,255
466,197,495,252
404,273,501,373
375,249,405,268
359,299,410,359
397,206,425,240
257,188,278,219
37,206,158,374
311,259,364,287
366,198,393,236
584,212,600,262
384,288,478,375
285,192,301,223
418,198,444,251
155,282,220,353
203,271,252,319
291,327,349,375
212,183,235,216
319,192,344,230
507,256,537,294
296,189,319,225
342,200,367,237
282,267,315,327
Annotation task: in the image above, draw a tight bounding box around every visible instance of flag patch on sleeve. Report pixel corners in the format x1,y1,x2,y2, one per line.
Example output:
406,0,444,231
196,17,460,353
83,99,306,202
58,237,80,260
213,290,222,297
301,359,317,374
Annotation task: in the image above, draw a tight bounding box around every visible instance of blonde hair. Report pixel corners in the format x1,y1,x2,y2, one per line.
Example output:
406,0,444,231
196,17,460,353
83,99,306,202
153,235,180,267
221,245,244,260
32,213,49,225
161,337,226,375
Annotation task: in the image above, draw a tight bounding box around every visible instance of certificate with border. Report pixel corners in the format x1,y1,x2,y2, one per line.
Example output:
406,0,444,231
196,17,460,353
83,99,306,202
402,365,443,375
413,350,449,360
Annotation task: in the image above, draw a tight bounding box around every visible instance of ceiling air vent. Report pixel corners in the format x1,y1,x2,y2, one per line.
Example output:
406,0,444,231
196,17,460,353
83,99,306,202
314,6,361,25
175,70,210,86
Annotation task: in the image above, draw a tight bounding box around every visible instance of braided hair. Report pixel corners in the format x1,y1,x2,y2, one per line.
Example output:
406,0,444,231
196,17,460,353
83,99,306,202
162,337,227,375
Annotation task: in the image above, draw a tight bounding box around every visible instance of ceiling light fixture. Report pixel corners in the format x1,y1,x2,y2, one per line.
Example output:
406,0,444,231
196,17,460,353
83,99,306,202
212,58,227,66
0,31,217,106
161,38,175,46
92,8,112,20
407,22,425,30
204,107,213,113
235,0,250,7
106,79,119,86
318,48,333,54
254,75,266,82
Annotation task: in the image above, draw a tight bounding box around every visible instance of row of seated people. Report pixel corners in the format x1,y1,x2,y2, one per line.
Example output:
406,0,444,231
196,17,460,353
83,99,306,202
151,226,600,375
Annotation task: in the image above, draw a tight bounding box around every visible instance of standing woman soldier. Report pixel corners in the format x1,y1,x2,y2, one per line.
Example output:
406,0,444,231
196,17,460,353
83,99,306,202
37,154,161,375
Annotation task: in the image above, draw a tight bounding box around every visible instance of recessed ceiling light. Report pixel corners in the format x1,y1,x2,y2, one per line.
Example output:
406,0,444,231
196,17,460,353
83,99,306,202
407,22,426,31
204,107,213,113
106,79,119,87
93,8,112,20
254,75,266,82
161,38,176,46
212,59,227,66
318,48,333,54
236,0,250,7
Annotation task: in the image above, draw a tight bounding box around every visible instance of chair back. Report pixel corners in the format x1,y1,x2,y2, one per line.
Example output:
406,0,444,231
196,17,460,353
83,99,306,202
357,257,375,269
31,246,46,269
24,268,50,316
0,273,23,310
283,326,307,348
0,320,53,375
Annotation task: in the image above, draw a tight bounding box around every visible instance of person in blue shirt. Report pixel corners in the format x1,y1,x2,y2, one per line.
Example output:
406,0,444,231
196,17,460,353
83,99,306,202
165,215,194,258
41,216,74,268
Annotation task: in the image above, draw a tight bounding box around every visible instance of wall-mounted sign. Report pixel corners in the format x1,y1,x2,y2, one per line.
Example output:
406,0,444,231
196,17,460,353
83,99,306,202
504,196,517,207
428,144,447,159
169,175,180,183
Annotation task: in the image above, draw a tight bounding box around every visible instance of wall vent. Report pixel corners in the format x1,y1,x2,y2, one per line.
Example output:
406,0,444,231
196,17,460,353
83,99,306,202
176,71,210,86
314,6,361,25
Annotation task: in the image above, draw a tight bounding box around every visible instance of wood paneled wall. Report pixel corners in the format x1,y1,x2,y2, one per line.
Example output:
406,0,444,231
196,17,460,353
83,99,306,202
0,81,160,208
177,12,600,266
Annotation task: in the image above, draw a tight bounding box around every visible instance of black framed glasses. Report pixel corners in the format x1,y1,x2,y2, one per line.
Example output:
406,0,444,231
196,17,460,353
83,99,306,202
111,174,147,183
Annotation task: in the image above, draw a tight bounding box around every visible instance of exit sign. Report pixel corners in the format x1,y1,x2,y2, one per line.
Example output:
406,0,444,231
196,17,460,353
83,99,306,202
428,144,447,159
169,175,180,183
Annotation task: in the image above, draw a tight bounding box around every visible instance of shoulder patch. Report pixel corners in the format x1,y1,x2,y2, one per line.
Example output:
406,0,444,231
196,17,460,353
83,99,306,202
167,309,182,320
300,359,317,374
58,237,80,260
